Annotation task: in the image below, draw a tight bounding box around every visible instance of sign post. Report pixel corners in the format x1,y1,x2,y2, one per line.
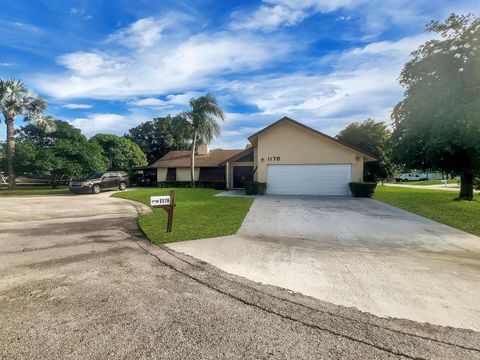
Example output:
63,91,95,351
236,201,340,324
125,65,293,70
150,191,175,233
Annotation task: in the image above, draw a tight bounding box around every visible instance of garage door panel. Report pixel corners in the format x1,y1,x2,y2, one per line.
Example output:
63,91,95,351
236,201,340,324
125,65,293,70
267,164,351,195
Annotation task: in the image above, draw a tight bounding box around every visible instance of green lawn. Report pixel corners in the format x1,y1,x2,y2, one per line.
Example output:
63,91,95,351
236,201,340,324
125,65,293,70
396,179,458,186
112,188,254,244
374,186,480,236
0,186,70,196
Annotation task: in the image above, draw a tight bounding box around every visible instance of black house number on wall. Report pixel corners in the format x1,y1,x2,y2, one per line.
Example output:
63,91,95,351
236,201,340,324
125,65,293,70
268,156,280,162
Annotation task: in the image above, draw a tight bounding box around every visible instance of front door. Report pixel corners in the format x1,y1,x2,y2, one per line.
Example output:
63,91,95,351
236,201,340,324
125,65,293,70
233,166,254,189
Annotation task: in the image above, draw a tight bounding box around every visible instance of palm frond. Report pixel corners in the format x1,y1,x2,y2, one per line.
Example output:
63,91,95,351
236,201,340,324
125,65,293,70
35,115,56,133
24,95,48,122
0,78,47,121
186,93,225,144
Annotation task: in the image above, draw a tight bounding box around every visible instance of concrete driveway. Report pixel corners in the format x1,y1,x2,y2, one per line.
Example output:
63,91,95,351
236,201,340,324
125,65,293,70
2,193,480,358
168,195,480,331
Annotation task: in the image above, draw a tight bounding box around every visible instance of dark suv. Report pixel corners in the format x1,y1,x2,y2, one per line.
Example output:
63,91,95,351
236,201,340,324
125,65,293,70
69,171,129,194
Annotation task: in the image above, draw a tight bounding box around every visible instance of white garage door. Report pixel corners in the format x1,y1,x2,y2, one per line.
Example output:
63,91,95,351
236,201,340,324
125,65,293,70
267,164,352,195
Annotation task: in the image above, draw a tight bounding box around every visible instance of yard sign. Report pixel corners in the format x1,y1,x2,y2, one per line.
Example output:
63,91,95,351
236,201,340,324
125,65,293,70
150,196,171,206
150,191,176,232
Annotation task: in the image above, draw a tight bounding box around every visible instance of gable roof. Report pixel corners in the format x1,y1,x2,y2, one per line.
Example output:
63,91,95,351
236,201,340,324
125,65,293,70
248,116,377,161
220,147,254,165
150,149,244,168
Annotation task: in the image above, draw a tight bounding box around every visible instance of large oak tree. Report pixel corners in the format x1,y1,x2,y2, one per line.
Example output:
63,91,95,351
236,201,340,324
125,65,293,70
392,14,480,200
13,120,108,186
125,115,192,164
90,133,147,171
336,119,393,182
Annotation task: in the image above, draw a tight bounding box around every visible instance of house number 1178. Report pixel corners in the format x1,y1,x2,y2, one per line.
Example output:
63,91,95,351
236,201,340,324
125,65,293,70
268,156,280,162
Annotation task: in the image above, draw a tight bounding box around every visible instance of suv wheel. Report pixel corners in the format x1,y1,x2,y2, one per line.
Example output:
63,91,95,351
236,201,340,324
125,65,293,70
92,184,101,194
119,182,127,191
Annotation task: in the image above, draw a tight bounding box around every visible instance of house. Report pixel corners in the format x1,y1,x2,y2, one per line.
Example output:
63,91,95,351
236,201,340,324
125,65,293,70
150,147,242,184
151,117,377,195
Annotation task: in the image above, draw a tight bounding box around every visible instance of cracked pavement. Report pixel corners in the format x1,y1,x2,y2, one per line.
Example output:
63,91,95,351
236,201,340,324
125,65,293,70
0,193,479,359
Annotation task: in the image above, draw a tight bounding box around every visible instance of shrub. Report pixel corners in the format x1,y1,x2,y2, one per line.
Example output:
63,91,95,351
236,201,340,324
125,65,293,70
349,182,377,198
245,181,267,195
153,181,226,190
474,177,480,191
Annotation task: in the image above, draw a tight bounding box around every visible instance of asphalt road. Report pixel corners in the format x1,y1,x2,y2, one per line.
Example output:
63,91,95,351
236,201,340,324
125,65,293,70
0,193,479,359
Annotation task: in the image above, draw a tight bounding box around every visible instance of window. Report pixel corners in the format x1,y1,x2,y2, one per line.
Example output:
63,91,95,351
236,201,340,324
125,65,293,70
199,167,225,181
166,168,176,181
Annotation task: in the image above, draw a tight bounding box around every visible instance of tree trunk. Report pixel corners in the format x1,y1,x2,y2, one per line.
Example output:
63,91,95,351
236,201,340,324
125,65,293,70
190,131,197,188
6,118,16,190
458,171,474,201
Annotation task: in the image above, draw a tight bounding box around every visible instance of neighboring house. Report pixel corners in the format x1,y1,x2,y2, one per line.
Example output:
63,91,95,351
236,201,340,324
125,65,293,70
150,117,377,195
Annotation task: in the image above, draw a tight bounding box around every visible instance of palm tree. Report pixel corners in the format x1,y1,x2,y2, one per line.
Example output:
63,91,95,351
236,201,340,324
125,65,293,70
0,79,52,189
181,93,225,188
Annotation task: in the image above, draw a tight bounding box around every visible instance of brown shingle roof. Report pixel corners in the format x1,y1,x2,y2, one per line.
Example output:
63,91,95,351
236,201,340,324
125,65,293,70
151,149,244,168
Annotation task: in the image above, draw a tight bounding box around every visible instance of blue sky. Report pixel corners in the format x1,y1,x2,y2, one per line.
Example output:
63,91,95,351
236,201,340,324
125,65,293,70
1,0,479,149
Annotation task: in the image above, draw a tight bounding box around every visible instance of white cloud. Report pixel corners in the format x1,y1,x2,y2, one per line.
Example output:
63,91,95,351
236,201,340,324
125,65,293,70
11,21,42,33
36,22,291,99
69,113,151,137
231,5,307,31
231,0,361,31
106,17,166,48
63,103,93,109
265,0,359,12
130,98,166,107
129,91,202,108
0,62,13,67
57,52,125,77
69,7,92,20
230,0,480,36
70,114,126,136
348,33,433,56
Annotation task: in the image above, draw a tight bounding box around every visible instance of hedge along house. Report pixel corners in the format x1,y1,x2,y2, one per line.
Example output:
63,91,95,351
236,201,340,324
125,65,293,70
151,117,377,195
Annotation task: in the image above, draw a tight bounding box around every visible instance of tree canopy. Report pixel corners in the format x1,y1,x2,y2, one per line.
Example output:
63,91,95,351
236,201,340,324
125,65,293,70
10,120,109,184
90,133,147,170
391,14,480,200
336,119,393,181
125,115,192,164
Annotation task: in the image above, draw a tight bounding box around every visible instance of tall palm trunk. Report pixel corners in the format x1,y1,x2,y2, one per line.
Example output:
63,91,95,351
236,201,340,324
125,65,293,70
190,130,197,188
5,118,16,190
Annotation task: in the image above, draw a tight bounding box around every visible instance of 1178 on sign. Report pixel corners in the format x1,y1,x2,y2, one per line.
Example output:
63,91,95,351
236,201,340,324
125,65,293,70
150,196,171,206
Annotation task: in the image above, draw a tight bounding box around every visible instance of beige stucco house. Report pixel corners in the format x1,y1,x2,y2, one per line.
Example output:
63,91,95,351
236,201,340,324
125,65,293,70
151,117,376,195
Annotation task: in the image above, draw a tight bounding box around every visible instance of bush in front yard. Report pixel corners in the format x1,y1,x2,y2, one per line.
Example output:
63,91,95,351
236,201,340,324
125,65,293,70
349,182,377,198
245,181,267,195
